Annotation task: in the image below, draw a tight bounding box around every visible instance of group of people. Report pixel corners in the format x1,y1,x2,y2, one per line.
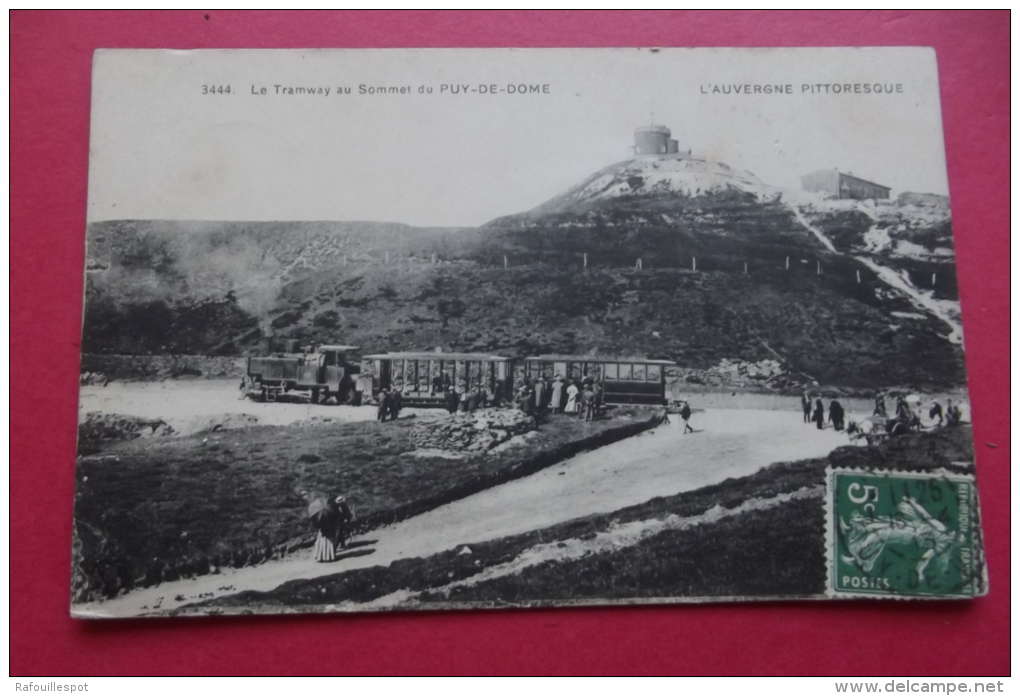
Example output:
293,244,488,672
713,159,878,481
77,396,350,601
803,391,965,436
515,376,605,421
375,387,404,422
801,393,846,431
441,384,502,414
876,392,963,429
928,398,963,427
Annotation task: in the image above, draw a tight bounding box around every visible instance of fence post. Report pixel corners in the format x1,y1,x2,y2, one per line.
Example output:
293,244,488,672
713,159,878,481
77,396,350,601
785,256,790,270
385,251,390,264
692,256,697,272
856,270,861,283
932,272,937,286
584,252,588,268
503,255,508,269
817,261,821,276
744,262,748,275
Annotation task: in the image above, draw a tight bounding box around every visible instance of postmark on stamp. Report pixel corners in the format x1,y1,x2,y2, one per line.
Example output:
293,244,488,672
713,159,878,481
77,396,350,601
825,468,985,598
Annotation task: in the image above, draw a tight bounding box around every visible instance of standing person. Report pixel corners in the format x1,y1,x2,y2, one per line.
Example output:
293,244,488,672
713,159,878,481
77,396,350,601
565,381,579,414
308,493,341,563
534,378,546,415
581,383,596,421
550,376,564,414
333,495,354,551
680,400,694,434
517,384,534,415
388,387,403,421
873,393,887,418
895,396,906,419
376,389,391,422
946,399,961,427
802,392,812,424
445,387,459,414
929,400,944,427
829,400,845,431
594,382,604,417
813,398,825,430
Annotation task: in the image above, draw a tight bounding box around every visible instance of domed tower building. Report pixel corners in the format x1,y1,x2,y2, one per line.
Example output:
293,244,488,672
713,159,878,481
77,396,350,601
633,125,680,156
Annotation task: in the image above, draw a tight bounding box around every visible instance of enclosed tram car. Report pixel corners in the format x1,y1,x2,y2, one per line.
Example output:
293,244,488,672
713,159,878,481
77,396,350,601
522,355,676,405
246,344,360,403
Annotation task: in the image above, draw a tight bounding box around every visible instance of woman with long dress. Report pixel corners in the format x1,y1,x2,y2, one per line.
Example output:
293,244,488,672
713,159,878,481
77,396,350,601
813,398,825,430
309,494,340,563
565,382,579,414
550,377,564,413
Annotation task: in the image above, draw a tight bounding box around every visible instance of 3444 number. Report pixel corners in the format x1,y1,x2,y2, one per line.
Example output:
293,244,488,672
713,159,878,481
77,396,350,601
202,85,232,94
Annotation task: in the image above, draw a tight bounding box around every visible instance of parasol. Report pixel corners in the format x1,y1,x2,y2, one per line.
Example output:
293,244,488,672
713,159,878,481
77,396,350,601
306,495,337,524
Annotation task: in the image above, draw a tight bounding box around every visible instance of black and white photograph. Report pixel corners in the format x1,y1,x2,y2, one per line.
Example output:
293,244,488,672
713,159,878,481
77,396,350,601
71,48,984,618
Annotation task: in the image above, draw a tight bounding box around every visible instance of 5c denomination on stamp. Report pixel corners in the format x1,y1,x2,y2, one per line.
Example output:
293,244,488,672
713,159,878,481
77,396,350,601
826,468,985,598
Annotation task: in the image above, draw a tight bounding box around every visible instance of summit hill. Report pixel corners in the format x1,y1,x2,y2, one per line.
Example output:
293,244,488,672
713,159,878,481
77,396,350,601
81,148,965,391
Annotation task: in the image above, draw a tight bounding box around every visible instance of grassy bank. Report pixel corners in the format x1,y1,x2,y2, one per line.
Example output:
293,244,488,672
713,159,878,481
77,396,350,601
73,407,661,602
193,426,974,611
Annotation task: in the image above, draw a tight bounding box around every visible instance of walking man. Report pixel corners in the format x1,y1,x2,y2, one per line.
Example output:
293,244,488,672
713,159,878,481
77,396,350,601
680,400,694,434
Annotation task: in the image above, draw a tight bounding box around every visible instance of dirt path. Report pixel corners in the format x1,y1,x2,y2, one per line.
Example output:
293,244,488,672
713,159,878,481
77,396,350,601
789,204,837,253
854,253,964,345
78,380,429,435
74,407,854,617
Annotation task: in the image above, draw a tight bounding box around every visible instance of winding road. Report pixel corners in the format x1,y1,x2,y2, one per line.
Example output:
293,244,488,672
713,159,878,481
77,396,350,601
74,407,852,618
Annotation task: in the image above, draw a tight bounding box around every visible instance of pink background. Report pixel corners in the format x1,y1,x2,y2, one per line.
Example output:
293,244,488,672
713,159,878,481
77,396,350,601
10,11,1009,676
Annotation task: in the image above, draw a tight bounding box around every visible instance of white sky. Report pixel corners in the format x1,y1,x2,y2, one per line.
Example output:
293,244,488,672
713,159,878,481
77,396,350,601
88,47,950,227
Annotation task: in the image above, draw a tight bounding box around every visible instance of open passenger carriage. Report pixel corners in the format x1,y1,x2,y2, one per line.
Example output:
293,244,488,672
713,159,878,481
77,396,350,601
363,351,514,407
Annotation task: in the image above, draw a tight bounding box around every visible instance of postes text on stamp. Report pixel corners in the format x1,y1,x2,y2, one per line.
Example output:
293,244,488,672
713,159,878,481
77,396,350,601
826,468,984,598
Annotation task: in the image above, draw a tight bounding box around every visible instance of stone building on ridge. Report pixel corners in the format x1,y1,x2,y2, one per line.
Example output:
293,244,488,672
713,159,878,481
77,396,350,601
800,168,891,200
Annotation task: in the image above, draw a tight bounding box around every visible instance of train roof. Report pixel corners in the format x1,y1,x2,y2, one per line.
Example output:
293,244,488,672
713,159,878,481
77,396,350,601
317,344,359,352
525,355,677,365
364,351,511,361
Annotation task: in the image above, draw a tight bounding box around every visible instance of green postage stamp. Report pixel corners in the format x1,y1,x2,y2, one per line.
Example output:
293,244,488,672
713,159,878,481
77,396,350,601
826,468,986,598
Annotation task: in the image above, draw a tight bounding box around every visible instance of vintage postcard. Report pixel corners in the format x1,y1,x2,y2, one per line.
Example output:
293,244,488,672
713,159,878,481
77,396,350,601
72,47,984,618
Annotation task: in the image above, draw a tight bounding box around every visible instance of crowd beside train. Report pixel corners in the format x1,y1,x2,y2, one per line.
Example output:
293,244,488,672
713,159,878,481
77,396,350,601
372,373,615,423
